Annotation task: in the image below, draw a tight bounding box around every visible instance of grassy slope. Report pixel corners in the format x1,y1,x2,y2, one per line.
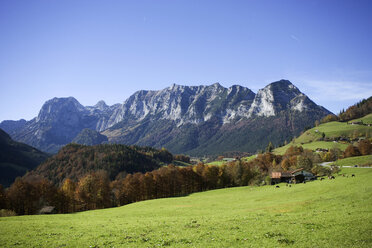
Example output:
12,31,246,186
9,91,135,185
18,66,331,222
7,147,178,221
351,113,372,124
274,114,372,155
1,167,372,247
274,141,349,155
332,155,372,167
207,155,256,166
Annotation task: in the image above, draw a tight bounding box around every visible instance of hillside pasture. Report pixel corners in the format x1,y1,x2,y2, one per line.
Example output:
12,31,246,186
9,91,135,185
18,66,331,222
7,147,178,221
351,113,372,124
1,166,371,247
273,116,372,155
332,155,372,167
274,141,349,155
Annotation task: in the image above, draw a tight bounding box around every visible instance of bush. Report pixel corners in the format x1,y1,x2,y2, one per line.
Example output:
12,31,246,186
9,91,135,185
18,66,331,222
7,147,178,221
0,209,17,217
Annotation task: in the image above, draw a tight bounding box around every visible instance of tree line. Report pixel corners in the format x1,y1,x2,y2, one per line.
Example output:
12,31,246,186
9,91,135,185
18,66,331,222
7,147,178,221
321,96,372,123
1,140,371,216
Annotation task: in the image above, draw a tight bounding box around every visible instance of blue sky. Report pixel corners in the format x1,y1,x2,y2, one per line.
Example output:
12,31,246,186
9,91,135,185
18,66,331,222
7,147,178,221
1,0,371,121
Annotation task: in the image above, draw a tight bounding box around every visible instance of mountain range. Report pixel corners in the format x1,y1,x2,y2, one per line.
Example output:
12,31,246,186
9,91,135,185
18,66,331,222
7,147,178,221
0,80,331,156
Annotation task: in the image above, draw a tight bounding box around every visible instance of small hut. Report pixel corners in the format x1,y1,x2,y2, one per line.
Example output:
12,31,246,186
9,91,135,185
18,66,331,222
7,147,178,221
271,168,315,184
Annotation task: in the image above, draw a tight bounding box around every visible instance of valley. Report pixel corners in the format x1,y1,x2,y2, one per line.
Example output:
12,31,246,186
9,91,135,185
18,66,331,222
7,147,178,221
1,166,371,247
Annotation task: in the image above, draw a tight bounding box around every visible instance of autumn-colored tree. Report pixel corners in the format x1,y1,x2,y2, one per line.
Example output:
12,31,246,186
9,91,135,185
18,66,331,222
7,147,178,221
218,164,233,188
142,172,155,200
7,178,39,215
202,165,219,189
321,114,339,123
75,171,111,210
358,140,372,155
344,145,361,158
284,146,304,157
76,174,96,210
240,162,258,186
297,156,313,171
60,178,77,213
33,178,61,213
339,97,372,122
288,156,298,168
281,158,291,171
94,171,111,208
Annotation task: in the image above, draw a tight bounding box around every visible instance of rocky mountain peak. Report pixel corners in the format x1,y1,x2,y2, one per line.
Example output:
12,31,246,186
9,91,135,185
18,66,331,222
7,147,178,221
93,100,109,110
248,79,311,117
36,97,85,123
1,80,331,154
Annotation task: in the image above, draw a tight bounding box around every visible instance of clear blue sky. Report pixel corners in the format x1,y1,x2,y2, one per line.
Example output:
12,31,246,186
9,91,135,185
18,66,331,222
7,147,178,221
1,0,371,121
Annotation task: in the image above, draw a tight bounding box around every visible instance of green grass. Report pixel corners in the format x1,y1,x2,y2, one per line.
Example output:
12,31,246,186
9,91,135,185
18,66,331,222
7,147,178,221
1,168,372,247
312,121,371,138
274,141,349,155
273,117,372,155
293,121,370,144
206,160,226,166
332,155,372,167
208,156,256,166
296,118,371,144
242,155,257,162
351,113,372,124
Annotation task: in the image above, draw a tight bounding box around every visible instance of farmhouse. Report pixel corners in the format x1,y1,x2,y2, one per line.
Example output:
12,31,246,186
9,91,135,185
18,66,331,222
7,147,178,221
271,168,315,184
348,121,363,125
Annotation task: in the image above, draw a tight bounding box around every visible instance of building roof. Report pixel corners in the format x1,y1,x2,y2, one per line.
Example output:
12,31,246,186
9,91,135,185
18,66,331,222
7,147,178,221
271,168,314,178
271,171,292,178
291,168,304,174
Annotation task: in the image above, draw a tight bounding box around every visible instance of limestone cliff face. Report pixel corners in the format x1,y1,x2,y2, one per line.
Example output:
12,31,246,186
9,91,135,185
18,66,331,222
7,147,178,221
0,80,331,154
248,80,324,117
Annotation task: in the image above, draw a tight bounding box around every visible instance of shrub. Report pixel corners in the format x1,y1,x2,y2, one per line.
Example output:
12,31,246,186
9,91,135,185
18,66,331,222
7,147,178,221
0,209,17,217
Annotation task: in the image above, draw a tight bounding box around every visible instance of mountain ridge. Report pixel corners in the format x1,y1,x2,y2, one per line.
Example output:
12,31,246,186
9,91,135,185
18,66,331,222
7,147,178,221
1,80,331,155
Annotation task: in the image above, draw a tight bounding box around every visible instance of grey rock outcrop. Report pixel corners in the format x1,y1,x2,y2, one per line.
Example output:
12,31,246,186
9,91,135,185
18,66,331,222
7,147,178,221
1,80,331,154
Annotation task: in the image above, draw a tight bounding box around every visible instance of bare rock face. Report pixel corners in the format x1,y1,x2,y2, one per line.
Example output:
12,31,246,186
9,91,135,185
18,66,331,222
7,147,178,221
1,80,331,154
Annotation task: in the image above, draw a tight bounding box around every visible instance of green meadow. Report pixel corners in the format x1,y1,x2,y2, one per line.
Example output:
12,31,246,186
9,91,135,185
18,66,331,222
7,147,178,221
273,115,372,155
352,113,372,124
332,155,372,167
1,166,372,247
274,141,349,155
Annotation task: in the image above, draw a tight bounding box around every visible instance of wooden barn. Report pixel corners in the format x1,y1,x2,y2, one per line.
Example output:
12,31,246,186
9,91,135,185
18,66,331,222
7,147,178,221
271,168,315,184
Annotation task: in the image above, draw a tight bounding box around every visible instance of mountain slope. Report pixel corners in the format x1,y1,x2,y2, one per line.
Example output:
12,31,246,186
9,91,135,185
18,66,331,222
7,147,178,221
26,143,173,185
72,128,108,145
274,113,372,155
0,128,49,187
103,80,331,155
1,80,331,155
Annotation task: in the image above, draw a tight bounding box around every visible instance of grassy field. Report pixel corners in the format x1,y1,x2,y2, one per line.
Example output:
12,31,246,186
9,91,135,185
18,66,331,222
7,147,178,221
273,115,372,155
206,160,226,166
274,141,349,155
332,155,372,167
242,155,257,162
1,167,372,247
351,113,372,124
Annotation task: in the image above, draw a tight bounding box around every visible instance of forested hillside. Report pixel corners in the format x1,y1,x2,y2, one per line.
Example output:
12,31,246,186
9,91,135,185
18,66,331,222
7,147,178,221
0,129,49,187
321,96,372,123
25,144,173,185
